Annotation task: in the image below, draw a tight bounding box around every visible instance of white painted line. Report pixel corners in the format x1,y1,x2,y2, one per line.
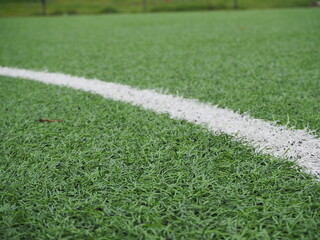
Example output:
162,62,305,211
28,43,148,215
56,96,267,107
1,66,319,177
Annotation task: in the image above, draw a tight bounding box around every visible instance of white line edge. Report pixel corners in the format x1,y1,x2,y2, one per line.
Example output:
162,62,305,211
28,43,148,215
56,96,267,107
1,66,319,177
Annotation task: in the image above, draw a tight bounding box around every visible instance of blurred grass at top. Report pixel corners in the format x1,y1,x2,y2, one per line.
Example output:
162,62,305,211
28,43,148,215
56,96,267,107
0,0,315,17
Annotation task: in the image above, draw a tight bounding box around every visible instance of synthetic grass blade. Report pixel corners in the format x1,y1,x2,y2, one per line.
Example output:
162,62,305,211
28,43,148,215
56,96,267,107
0,66,319,177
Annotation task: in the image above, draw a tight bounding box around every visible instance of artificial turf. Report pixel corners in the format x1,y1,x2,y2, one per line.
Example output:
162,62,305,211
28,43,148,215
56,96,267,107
1,8,320,239
1,76,320,239
0,8,319,135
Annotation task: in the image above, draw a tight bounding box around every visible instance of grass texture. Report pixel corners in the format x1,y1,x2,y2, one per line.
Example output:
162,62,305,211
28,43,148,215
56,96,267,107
1,77,320,239
0,8,319,135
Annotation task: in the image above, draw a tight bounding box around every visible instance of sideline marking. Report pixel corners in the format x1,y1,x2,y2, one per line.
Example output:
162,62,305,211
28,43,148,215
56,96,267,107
1,66,319,177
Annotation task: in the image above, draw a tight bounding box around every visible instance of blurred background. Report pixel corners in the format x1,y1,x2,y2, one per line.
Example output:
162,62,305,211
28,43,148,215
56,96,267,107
0,0,318,17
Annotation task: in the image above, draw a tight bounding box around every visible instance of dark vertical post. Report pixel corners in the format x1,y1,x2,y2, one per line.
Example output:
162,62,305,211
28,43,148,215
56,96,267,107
41,0,46,15
234,0,238,9
142,0,147,12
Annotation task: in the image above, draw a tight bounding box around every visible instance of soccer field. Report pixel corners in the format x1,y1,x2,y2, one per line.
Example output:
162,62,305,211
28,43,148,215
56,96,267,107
1,8,320,239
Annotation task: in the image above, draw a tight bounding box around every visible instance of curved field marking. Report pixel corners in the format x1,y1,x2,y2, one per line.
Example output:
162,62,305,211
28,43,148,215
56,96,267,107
1,66,319,177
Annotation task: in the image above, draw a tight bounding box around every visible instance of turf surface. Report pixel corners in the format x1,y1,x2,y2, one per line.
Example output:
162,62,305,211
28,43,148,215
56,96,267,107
0,8,319,135
1,77,320,239
1,8,320,239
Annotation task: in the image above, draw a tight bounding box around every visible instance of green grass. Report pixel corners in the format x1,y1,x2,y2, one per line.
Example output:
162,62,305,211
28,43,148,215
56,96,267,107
0,8,319,135
1,8,320,239
0,0,314,17
1,76,320,239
